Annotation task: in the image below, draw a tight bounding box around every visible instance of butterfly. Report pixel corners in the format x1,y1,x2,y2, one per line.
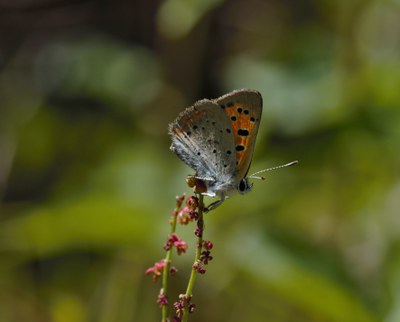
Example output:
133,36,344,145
169,89,297,210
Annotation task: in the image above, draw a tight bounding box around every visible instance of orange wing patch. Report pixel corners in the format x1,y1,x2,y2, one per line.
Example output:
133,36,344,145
215,90,262,179
223,102,259,169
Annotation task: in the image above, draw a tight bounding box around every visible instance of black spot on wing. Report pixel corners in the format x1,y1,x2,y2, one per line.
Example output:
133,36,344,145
237,129,249,136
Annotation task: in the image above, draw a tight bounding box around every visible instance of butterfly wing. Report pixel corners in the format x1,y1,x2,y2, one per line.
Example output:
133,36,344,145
169,99,237,196
215,89,263,180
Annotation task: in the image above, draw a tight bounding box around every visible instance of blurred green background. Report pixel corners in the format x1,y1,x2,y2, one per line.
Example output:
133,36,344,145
1,0,399,321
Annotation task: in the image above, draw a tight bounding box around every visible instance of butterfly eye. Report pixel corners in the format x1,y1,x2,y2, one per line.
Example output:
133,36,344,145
238,178,251,194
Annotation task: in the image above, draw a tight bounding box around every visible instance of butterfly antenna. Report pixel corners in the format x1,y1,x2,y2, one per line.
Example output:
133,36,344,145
248,160,298,180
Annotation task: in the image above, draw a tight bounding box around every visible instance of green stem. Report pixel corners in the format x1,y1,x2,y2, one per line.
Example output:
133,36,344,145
182,194,205,322
161,203,179,322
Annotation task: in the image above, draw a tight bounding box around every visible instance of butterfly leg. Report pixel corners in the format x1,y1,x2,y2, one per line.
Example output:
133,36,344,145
204,193,225,212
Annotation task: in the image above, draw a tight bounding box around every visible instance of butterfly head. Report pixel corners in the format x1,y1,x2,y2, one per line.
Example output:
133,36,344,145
237,177,252,195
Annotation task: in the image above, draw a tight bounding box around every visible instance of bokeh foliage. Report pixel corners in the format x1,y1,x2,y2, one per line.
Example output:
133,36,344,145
1,0,400,321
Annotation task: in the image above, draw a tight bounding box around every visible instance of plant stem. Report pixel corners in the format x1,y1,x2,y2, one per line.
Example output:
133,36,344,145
161,203,179,322
182,194,204,322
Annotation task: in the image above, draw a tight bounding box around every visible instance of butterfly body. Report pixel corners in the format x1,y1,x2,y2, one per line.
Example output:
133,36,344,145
169,89,263,209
